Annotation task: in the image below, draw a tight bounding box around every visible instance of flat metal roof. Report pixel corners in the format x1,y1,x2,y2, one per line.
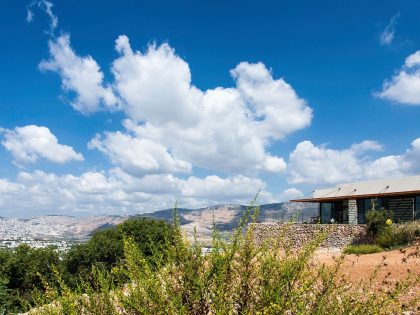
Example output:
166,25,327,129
291,175,420,203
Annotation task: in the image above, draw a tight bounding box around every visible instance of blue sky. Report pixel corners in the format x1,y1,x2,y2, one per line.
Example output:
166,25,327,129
1,0,420,217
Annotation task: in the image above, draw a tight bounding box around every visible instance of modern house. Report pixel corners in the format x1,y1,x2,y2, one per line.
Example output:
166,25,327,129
291,175,420,224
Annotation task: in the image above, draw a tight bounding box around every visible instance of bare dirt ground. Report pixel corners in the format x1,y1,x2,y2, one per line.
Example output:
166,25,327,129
314,244,420,311
315,245,420,283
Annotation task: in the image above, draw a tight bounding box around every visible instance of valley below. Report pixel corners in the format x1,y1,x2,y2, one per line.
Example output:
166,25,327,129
0,202,318,249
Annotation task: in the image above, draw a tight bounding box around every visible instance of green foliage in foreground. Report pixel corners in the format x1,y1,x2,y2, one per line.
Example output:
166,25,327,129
30,206,419,315
0,245,60,313
343,244,384,255
0,276,8,315
0,217,174,313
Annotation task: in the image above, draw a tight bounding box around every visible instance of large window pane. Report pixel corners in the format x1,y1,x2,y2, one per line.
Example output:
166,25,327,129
321,203,332,223
381,197,389,210
375,198,382,210
415,196,420,221
333,201,344,223
365,198,380,211
357,199,365,224
357,198,379,224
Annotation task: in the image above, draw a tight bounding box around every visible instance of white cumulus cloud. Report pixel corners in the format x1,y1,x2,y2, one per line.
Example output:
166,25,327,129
88,131,192,176
288,138,420,184
39,34,119,114
377,50,420,105
112,36,202,125
278,188,304,202
87,35,308,175
0,169,270,216
40,34,309,175
182,175,264,199
232,61,312,140
1,125,83,165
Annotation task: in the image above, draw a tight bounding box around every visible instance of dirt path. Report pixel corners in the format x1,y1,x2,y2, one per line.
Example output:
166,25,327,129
314,245,420,311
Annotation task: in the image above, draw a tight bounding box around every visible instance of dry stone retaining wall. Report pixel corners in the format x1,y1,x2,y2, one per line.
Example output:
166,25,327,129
251,223,369,250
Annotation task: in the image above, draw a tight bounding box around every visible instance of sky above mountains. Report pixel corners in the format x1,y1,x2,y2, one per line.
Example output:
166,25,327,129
1,0,420,217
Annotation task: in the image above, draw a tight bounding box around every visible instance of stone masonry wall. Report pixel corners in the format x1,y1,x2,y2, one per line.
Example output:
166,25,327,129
348,199,358,224
251,223,369,250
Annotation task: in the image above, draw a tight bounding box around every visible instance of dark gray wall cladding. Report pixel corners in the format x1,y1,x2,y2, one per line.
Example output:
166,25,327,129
388,197,414,222
251,223,369,250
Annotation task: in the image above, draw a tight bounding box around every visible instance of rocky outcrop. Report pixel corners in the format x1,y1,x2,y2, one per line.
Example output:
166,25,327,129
251,223,369,250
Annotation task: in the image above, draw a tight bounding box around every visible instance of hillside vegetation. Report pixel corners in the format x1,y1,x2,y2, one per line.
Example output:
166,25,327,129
0,202,318,247
0,218,174,314
25,205,419,315
344,207,420,255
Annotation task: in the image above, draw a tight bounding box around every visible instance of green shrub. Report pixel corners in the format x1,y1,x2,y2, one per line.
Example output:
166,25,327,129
0,245,60,313
0,276,8,315
375,227,397,249
365,207,392,237
0,217,175,314
364,200,419,249
376,222,420,249
63,217,175,286
30,204,419,315
343,244,384,255
405,220,420,238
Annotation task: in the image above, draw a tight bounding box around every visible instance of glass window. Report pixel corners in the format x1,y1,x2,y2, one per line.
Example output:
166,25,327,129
376,198,382,210
357,198,380,224
332,201,344,223
365,198,381,211
357,199,366,224
416,196,420,221
381,197,389,210
320,203,332,223
364,199,371,214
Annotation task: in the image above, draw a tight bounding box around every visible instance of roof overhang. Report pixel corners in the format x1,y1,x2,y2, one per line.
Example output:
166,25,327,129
291,175,420,203
291,189,420,203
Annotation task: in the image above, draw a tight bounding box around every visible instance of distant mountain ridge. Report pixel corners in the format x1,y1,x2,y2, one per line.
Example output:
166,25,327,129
134,202,318,238
0,202,318,244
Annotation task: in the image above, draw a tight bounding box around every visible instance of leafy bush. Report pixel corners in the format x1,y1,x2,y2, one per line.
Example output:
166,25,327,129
364,200,420,249
0,245,60,313
375,227,398,249
0,217,175,313
405,220,420,238
343,244,384,255
63,227,124,287
365,207,392,237
30,205,419,315
63,217,175,286
376,221,420,249
0,276,8,315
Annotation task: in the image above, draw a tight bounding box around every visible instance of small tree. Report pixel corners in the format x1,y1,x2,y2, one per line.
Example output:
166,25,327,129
0,245,60,313
0,276,8,315
365,199,393,237
63,217,175,286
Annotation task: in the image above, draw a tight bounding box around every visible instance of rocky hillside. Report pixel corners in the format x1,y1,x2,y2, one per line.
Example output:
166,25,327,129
137,202,318,240
0,202,318,244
